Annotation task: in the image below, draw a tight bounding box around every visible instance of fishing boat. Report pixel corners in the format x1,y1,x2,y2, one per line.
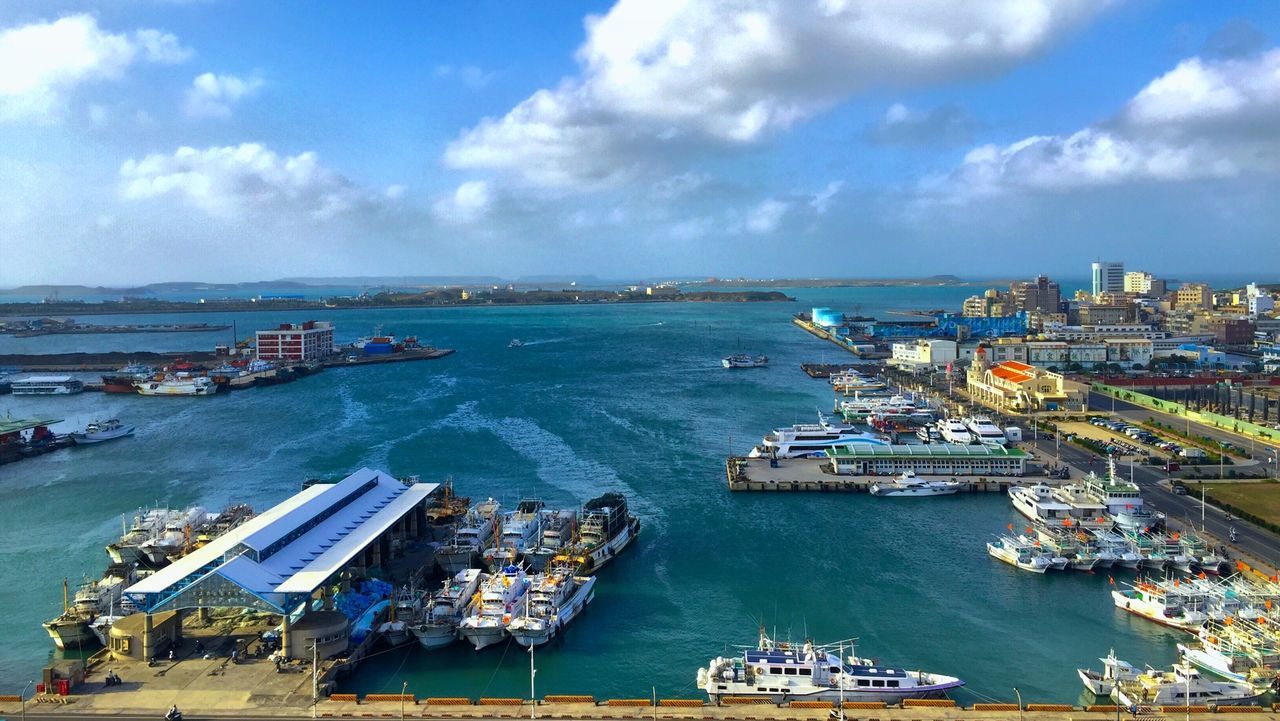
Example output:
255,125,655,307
722,354,768,369
135,373,218,396
697,630,964,704
101,363,154,393
1090,530,1143,570
1112,581,1208,632
1079,650,1140,696
423,480,470,541
482,500,545,569
557,492,639,573
377,585,424,646
986,536,1052,573
412,569,484,650
525,509,578,572
457,565,530,650
1112,662,1264,707
869,471,961,497
70,418,135,444
509,339,525,348
43,578,100,650
436,499,501,574
507,565,597,647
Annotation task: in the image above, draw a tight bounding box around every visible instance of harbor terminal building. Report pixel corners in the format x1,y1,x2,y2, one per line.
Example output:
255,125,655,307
825,444,1029,477
256,320,336,362
116,468,438,663
965,349,1088,413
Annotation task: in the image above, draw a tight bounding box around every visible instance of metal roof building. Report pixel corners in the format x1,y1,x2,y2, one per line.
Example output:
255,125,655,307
826,443,1028,476
125,467,438,615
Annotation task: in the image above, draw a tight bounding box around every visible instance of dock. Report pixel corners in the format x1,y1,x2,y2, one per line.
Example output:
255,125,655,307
792,318,889,358
726,456,1019,493
799,363,879,378
0,347,455,373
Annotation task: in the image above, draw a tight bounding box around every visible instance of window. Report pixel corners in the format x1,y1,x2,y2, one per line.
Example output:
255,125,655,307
784,668,797,676
857,679,869,687
887,680,899,688
798,668,811,676
872,680,885,687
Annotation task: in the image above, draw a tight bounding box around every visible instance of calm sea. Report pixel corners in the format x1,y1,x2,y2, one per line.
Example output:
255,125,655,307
0,286,1182,702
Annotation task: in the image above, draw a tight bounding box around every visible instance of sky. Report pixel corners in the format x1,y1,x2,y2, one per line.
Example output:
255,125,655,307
2,0,1280,286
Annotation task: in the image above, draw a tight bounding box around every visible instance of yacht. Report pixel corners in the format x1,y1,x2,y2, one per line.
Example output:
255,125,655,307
722,354,768,369
697,631,964,704
411,569,483,651
436,499,501,574
915,424,942,443
748,413,888,459
829,371,888,394
524,509,578,572
483,500,546,568
507,566,597,647
1079,650,1140,696
986,536,1053,573
70,418,135,444
1112,581,1208,632
557,492,640,573
1112,663,1263,707
938,419,973,445
135,373,217,396
1008,484,1077,527
963,416,1007,446
870,471,961,497
457,565,530,650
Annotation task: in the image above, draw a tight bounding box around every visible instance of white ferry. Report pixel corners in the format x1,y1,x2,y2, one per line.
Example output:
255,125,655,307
938,419,972,445
870,471,961,497
507,566,597,647
1083,457,1165,531
697,631,963,705
10,375,84,395
135,374,217,396
963,416,1007,446
749,414,887,459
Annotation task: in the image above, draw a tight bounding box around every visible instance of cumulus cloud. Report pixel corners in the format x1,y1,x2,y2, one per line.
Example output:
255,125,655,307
936,48,1280,200
444,0,1107,190
184,72,264,118
744,198,789,234
119,143,403,220
432,180,493,224
865,103,977,147
0,14,189,122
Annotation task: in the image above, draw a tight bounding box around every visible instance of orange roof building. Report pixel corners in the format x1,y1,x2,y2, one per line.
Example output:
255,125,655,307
966,351,1087,413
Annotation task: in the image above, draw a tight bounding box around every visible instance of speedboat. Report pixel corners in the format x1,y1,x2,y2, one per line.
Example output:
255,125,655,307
870,471,961,497
70,418,135,444
1079,649,1139,696
509,339,525,347
697,631,963,704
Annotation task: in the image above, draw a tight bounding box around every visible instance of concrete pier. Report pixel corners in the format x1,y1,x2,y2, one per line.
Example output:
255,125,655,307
726,457,1017,493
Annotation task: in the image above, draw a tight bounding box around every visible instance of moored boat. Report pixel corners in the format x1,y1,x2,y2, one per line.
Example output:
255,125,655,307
507,565,597,647
412,569,484,650
70,418,135,444
557,492,639,573
1079,649,1139,696
869,471,961,497
457,565,530,650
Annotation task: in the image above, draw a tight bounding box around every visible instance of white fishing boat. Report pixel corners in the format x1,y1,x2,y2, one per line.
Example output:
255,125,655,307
70,418,135,444
1112,581,1208,632
723,354,768,369
482,500,545,568
411,569,484,651
1091,530,1143,570
525,510,577,572
457,565,530,651
377,585,424,647
986,536,1052,573
436,499,501,574
869,471,961,497
1113,662,1264,707
507,566,597,647
748,413,888,459
1079,650,1140,696
697,631,964,704
556,492,639,573
135,373,218,396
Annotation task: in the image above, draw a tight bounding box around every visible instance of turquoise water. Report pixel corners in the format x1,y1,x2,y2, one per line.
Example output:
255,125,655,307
0,287,1182,701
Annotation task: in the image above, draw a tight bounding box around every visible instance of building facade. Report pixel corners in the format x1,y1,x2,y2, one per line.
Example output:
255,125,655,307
1011,275,1061,313
1175,283,1213,310
966,349,1087,412
1123,271,1166,296
1091,261,1125,297
256,320,335,362
889,339,958,371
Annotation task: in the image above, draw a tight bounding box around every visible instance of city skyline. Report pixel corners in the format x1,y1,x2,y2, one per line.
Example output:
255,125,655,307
3,1,1280,285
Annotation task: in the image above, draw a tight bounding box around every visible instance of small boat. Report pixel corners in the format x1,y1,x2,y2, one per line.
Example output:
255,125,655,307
1111,582,1208,632
135,373,218,396
1113,662,1264,707
70,418,135,444
412,569,484,651
697,630,963,704
509,339,525,348
870,471,961,497
722,354,768,369
1079,649,1139,696
986,536,1052,573
507,565,597,647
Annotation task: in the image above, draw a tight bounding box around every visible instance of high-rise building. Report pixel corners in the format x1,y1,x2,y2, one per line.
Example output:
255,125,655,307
1010,274,1061,313
1091,261,1125,297
1123,271,1166,297
256,320,335,362
1175,283,1213,310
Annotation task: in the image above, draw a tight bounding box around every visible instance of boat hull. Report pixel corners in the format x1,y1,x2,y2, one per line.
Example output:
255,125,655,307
581,519,638,572
412,623,459,650
510,578,596,648
44,617,96,650
436,549,477,575
458,623,508,651
706,680,963,706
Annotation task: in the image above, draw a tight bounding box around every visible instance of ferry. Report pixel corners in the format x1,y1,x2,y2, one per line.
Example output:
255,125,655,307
412,569,483,650
723,354,768,369
558,492,640,573
963,416,1007,446
70,419,135,444
870,471,961,497
1008,484,1077,527
748,413,888,459
135,374,218,396
436,499,502,574
10,375,84,395
697,631,964,705
1112,581,1208,632
938,419,973,445
1112,662,1263,707
457,565,530,650
507,565,597,647
1079,650,1140,696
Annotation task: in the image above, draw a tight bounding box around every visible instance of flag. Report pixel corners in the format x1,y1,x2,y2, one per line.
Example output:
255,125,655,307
1108,576,1115,586
1007,523,1013,531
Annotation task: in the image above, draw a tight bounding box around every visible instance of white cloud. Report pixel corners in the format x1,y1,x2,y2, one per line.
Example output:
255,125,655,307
865,102,977,147
809,181,844,214
445,0,1106,190
744,198,789,234
119,143,402,220
432,180,493,224
937,48,1280,200
435,64,496,89
0,14,190,122
184,72,264,119
652,171,710,199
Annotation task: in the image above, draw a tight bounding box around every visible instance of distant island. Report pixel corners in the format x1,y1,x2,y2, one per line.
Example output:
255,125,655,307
0,287,793,317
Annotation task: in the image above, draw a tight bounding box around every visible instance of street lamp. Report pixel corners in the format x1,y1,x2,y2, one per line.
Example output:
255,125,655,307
21,679,33,721
1013,687,1023,721
529,644,537,720
401,680,408,721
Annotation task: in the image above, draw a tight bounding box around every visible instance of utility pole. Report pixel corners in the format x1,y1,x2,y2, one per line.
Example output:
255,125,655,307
529,644,537,720
312,641,319,719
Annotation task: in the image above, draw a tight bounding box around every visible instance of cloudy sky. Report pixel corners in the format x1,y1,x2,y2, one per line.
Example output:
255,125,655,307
3,0,1280,285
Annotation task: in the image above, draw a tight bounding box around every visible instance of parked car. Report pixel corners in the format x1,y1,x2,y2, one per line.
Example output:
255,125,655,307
1172,484,1188,495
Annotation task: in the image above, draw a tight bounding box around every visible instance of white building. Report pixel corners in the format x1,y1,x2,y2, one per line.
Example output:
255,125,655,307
1042,323,1166,341
889,339,957,372
1092,261,1125,297
256,320,335,362
1250,295,1275,315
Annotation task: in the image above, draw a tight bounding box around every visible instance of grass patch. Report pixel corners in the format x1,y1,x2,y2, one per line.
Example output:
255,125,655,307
1200,482,1280,530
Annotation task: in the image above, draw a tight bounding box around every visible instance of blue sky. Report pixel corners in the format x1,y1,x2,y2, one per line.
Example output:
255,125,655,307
2,0,1280,285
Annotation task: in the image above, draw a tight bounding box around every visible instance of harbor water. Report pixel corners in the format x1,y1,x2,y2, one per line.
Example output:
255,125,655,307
0,286,1182,702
